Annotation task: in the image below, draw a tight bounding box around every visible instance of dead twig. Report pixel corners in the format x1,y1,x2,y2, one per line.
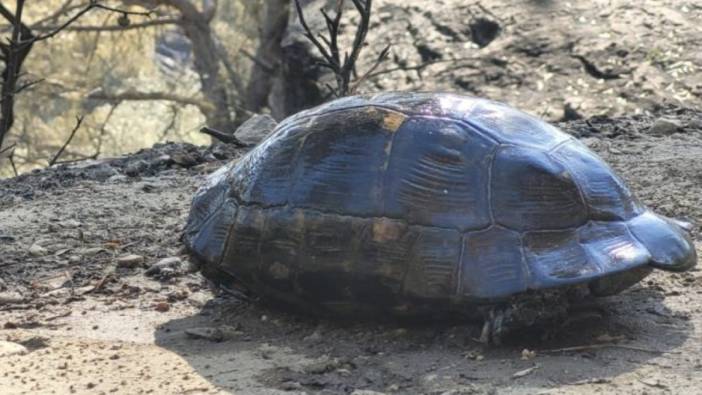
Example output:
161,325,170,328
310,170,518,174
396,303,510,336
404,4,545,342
31,1,154,43
200,126,248,148
0,142,15,156
8,148,18,176
541,343,680,354
293,0,389,96
48,115,84,167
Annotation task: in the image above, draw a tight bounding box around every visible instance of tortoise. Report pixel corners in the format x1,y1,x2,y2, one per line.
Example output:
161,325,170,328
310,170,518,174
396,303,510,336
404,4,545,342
183,92,696,340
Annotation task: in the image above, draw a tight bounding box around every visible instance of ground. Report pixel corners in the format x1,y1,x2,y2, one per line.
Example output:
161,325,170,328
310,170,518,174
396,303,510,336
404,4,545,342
1,107,701,394
2,1,702,394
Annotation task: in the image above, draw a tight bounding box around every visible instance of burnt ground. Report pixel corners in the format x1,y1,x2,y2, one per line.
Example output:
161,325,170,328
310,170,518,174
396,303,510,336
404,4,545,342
0,108,701,394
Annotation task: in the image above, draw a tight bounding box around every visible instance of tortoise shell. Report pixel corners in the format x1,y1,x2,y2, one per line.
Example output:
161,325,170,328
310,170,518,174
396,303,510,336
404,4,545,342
184,93,696,315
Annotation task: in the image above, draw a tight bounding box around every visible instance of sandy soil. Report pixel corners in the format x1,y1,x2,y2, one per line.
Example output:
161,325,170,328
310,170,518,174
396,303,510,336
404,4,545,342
1,107,701,394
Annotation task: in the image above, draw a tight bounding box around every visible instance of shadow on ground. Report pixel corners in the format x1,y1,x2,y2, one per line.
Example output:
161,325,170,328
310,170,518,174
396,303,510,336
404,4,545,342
155,284,691,394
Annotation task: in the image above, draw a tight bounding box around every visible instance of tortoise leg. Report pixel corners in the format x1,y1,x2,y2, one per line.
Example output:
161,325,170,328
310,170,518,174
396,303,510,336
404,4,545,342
478,306,512,345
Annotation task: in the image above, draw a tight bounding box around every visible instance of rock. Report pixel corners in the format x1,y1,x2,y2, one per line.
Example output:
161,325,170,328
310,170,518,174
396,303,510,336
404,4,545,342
303,328,323,342
115,254,145,268
145,257,182,276
0,292,24,305
234,114,278,146
170,152,198,168
85,163,119,181
125,160,148,177
60,219,82,229
28,243,48,257
0,341,28,357
184,326,240,342
80,247,107,256
650,117,683,135
154,302,171,312
108,174,128,183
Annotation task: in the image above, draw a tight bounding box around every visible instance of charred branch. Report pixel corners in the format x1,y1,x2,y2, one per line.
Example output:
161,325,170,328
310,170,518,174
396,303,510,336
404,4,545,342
293,0,389,97
48,115,84,167
87,89,214,114
199,126,247,148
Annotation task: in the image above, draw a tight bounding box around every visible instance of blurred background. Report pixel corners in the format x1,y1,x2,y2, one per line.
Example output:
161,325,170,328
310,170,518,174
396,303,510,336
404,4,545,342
0,0,699,176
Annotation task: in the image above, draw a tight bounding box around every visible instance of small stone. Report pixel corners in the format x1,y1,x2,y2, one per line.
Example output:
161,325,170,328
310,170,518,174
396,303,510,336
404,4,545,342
521,349,536,360
171,152,198,168
60,219,82,229
185,327,225,342
303,328,323,342
0,341,28,357
125,160,148,177
234,114,278,146
108,174,128,183
115,254,145,268
145,257,182,276
80,247,107,256
0,292,25,305
154,302,171,312
649,117,683,135
86,164,119,181
29,243,48,257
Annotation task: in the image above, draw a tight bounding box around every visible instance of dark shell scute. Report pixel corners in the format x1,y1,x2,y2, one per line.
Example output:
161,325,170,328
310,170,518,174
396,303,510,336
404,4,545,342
383,117,495,230
523,230,599,287
553,140,643,221
578,221,651,272
229,125,304,206
461,227,527,298
356,218,416,295
184,172,230,244
190,199,238,265
221,206,266,285
289,108,397,217
491,145,588,231
403,227,462,298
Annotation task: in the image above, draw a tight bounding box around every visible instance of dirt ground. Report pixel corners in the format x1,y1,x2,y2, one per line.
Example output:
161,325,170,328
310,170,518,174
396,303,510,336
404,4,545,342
2,1,702,394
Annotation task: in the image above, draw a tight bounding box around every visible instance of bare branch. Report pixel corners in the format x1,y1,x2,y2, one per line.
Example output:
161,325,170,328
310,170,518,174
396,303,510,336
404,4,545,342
350,43,389,93
14,78,44,94
8,148,17,176
32,2,154,43
199,126,247,148
293,0,335,67
31,18,179,33
49,115,84,167
87,90,214,113
293,0,389,97
0,142,15,156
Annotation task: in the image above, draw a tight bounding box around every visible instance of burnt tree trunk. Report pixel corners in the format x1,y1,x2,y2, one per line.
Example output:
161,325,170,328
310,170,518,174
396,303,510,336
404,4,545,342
246,0,325,120
166,0,232,131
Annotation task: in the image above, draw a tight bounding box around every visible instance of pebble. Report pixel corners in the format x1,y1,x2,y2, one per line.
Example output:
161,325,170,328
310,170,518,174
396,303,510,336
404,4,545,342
116,254,145,268
28,243,48,257
0,341,28,357
145,257,182,276
60,219,82,229
650,117,683,135
0,292,24,305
